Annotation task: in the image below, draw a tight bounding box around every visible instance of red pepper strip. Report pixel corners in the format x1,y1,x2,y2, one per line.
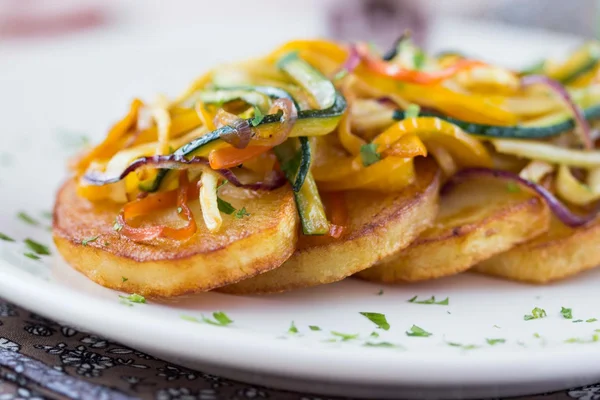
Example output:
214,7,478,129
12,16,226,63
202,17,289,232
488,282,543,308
116,172,198,241
75,99,143,173
209,145,272,169
356,43,485,85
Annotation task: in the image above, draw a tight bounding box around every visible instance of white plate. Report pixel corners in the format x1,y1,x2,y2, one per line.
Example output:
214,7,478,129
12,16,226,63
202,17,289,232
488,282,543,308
1,14,598,400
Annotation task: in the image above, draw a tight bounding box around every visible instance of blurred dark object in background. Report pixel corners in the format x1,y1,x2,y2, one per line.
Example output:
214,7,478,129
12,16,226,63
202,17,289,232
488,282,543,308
327,0,598,49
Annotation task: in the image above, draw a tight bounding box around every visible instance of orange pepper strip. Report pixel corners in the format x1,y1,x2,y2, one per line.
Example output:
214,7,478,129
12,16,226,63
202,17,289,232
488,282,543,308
209,145,272,169
116,173,198,242
325,192,347,238
356,43,485,85
338,109,366,156
382,135,428,158
75,99,143,173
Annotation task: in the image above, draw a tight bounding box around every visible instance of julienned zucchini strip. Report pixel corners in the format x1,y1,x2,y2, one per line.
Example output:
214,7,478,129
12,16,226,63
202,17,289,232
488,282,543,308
393,104,600,138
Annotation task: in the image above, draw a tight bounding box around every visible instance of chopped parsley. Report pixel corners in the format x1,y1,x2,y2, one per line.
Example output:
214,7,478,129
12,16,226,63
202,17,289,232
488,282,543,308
534,332,541,338
404,103,421,119
359,312,390,331
202,312,233,326
493,325,501,329
309,325,321,331
217,180,229,190
506,182,521,193
573,319,584,323
121,277,128,283
486,338,506,346
447,342,479,350
234,207,250,219
407,295,449,305
561,307,573,319
524,307,547,321
405,325,432,337
217,198,236,215
370,331,380,338
177,207,183,214
377,289,384,296
288,321,299,334
251,107,265,127
565,334,600,344
17,212,39,226
113,220,123,232
24,252,40,260
364,341,400,348
413,51,426,70
81,235,100,246
0,233,15,242
331,331,359,341
587,318,598,323
119,293,146,304
360,143,381,167
41,211,53,219
24,238,50,255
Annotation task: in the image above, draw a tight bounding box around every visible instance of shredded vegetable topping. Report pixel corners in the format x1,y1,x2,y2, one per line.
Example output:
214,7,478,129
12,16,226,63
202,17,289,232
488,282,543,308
75,35,600,241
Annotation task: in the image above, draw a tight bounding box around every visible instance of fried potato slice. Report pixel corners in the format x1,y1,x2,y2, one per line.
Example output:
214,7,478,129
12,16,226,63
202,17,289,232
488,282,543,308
53,180,298,297
474,217,600,283
357,177,550,283
220,162,440,294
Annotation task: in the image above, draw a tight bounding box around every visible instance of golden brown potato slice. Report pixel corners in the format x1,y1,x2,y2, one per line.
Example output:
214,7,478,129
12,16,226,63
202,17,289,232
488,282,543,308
474,217,600,283
53,180,298,297
220,162,440,294
357,176,550,283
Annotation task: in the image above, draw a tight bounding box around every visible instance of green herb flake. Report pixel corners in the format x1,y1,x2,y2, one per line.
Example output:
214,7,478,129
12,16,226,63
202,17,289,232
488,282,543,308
407,295,449,305
119,293,146,304
81,235,100,246
524,307,547,321
377,289,384,296
363,341,400,348
113,220,123,232
404,103,421,119
331,331,359,341
0,233,15,242
561,307,573,319
565,334,600,344
534,332,541,339
217,198,236,215
41,211,53,219
204,311,233,326
17,212,39,226
406,325,432,337
24,238,50,256
359,312,390,331
413,51,426,70
360,143,381,167
288,321,299,334
121,277,128,283
573,319,584,323
24,252,40,260
587,318,598,323
447,342,479,350
370,331,380,338
181,315,200,323
177,207,183,214
251,107,265,127
493,325,501,329
486,338,506,346
506,182,521,193
217,180,229,190
309,325,321,331
234,207,250,219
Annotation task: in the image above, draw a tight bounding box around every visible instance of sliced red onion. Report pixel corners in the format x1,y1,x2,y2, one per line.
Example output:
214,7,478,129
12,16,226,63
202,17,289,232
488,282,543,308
521,75,593,150
83,154,286,191
215,109,253,149
442,168,599,228
333,44,360,80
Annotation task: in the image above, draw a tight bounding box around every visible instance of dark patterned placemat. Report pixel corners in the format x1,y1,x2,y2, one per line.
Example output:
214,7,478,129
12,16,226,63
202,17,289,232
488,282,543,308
0,298,598,400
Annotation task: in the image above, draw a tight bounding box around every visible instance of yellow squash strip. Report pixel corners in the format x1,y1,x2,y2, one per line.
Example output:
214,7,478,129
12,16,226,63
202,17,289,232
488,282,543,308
150,95,173,156
492,139,600,168
519,160,554,183
338,110,366,156
199,170,222,232
556,165,600,206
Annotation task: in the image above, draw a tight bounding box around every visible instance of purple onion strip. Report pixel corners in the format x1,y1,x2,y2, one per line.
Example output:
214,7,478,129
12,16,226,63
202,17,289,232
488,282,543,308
442,168,599,228
333,44,361,79
521,75,593,149
83,155,286,191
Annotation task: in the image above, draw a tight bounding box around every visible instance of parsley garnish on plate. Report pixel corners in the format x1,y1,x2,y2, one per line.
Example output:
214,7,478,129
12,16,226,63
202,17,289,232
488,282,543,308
288,321,299,334
486,338,506,346
119,293,146,304
41,211,52,219
573,319,584,323
24,238,50,256
447,342,479,350
407,295,449,305
331,331,359,341
82,235,100,246
234,207,250,219
121,277,128,283
534,332,541,338
360,143,381,167
359,312,390,331
0,233,15,242
24,252,40,260
364,341,401,348
404,103,421,119
370,331,380,338
506,182,521,193
587,318,598,323
524,307,547,321
565,334,600,344
17,212,39,226
217,198,236,215
561,307,573,319
183,312,234,326
309,325,321,331
493,325,501,329
406,325,432,337
377,289,384,296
